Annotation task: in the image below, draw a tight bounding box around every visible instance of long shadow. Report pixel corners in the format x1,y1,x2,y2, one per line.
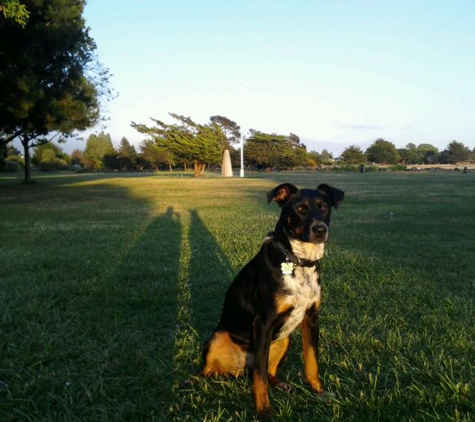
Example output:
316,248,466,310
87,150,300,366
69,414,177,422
188,209,235,338
77,205,183,420
0,179,183,420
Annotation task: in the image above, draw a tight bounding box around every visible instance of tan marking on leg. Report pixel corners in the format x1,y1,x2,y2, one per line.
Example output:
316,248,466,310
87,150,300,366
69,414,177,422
253,371,270,419
268,337,291,392
301,314,323,393
201,331,247,377
268,337,290,379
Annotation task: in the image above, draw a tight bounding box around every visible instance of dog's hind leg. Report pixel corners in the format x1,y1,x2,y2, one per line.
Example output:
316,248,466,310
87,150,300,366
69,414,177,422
201,331,247,377
267,337,291,391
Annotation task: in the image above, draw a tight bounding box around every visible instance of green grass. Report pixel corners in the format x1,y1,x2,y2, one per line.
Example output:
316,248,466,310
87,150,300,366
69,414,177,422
1,171,474,421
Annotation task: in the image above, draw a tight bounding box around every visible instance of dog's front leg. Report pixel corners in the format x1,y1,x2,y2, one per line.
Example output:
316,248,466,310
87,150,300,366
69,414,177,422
252,315,273,420
301,303,324,394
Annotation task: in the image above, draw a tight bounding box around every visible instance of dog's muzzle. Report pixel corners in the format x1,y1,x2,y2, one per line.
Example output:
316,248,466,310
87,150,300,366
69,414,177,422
310,222,328,243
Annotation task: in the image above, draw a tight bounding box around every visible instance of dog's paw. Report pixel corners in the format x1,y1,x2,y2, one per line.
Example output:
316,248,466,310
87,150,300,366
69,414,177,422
309,379,324,394
275,380,293,393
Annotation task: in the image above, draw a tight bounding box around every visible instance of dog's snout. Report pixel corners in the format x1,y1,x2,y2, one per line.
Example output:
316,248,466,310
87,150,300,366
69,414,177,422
311,223,328,238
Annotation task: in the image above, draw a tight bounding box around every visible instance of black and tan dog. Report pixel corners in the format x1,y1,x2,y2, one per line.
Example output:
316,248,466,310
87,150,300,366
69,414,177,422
200,183,344,419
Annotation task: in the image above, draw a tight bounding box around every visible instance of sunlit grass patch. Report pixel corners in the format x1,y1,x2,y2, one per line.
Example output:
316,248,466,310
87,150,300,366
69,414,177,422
1,171,474,421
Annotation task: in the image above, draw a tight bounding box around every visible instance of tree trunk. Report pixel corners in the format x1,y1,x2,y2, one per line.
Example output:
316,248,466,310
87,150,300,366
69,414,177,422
21,136,32,184
194,161,206,177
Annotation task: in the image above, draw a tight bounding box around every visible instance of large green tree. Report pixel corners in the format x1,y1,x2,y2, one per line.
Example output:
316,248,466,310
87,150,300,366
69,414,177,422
366,138,401,164
139,139,174,171
0,0,113,183
210,115,241,147
132,113,225,176
244,130,297,169
83,131,114,170
31,142,69,171
340,145,367,164
398,143,419,165
117,137,137,171
439,140,471,164
417,144,439,164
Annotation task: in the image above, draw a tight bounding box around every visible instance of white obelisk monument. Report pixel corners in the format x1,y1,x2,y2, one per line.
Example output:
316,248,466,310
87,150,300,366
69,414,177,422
221,149,233,177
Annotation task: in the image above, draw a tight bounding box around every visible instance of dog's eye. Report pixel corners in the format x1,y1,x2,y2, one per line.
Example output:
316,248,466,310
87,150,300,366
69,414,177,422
296,205,306,214
317,201,329,212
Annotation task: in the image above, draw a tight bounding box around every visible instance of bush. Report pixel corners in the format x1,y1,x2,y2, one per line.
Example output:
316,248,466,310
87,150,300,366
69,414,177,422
2,155,25,172
4,159,22,172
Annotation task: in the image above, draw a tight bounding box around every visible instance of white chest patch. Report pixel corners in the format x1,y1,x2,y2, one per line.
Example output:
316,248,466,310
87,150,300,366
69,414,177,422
275,261,322,341
289,239,325,262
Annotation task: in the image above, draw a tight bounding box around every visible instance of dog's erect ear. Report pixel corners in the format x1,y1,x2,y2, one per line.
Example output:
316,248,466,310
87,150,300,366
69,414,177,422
267,183,299,207
317,184,345,209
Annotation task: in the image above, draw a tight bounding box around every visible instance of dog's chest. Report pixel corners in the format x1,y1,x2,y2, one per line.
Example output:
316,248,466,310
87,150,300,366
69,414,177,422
275,266,320,340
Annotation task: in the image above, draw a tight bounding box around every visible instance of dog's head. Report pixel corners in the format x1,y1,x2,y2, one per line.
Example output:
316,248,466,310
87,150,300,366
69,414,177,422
267,183,344,244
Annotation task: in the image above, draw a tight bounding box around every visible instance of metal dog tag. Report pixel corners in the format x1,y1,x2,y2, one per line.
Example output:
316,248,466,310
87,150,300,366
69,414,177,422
281,262,294,275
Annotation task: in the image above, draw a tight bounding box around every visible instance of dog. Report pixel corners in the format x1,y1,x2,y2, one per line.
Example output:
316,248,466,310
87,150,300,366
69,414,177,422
200,183,344,419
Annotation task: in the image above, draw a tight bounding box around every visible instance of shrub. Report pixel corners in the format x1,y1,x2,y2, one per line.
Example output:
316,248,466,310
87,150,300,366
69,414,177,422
4,159,22,172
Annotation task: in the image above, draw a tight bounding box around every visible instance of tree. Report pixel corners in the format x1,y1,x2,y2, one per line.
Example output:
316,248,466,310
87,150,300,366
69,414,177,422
193,121,227,176
398,143,419,165
71,149,86,167
366,138,400,164
308,150,322,166
83,132,115,170
0,0,29,26
31,142,70,171
210,115,241,147
139,139,174,171
340,145,367,164
132,113,225,176
244,130,296,170
320,149,333,164
0,0,113,183
439,140,471,164
117,137,137,171
417,144,439,164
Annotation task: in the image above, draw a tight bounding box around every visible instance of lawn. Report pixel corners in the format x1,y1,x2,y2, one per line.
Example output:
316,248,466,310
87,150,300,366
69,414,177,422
0,171,474,421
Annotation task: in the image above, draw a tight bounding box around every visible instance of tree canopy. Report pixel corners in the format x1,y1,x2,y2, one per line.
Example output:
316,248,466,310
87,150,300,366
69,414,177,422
0,0,29,26
243,130,313,169
132,113,226,176
0,0,113,182
366,138,401,164
83,131,114,170
439,140,471,164
210,115,241,147
340,145,366,164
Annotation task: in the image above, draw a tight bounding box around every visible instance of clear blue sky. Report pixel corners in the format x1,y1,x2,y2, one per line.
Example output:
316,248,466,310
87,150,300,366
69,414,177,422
80,0,475,156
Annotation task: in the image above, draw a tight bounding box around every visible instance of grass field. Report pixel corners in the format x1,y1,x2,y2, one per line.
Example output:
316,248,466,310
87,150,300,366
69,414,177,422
1,171,474,421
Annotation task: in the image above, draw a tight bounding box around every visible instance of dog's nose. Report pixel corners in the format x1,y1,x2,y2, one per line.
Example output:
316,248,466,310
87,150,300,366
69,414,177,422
312,224,327,237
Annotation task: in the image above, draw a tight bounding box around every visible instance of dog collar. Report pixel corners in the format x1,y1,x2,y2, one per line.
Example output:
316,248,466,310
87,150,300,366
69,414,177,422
273,235,319,271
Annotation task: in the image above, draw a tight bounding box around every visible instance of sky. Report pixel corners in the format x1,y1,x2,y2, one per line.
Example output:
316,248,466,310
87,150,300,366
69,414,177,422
76,0,475,157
